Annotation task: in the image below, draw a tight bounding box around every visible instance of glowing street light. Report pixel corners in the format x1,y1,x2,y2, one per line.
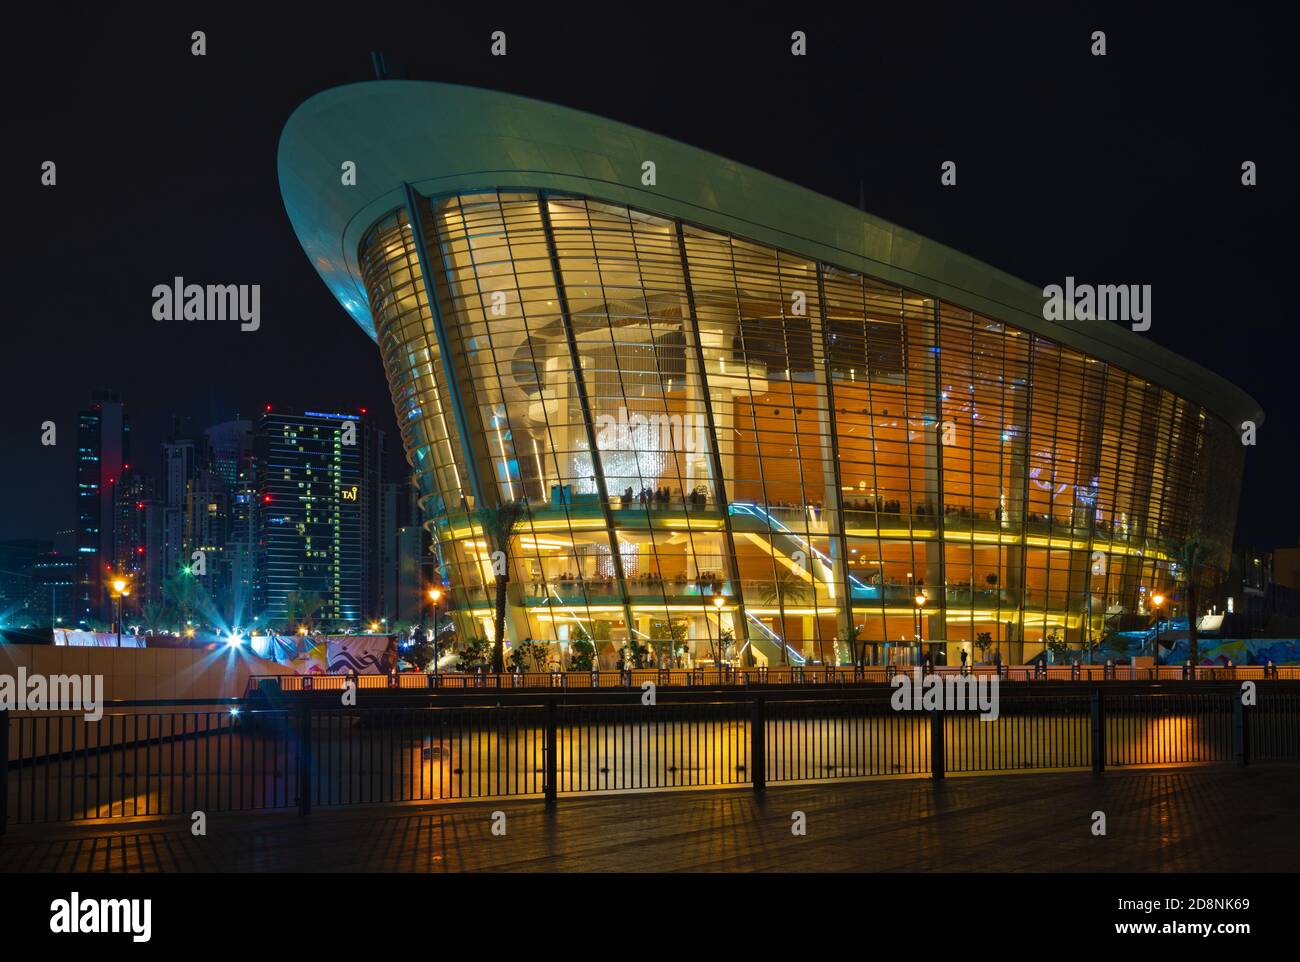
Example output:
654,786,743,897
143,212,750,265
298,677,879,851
913,592,927,668
428,586,445,675
1151,592,1166,662
109,574,133,648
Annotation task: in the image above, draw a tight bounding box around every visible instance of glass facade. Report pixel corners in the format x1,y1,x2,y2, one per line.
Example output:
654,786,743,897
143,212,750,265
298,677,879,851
357,189,1243,667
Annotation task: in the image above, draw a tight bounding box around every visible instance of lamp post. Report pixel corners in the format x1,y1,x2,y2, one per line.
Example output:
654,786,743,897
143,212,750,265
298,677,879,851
1150,592,1165,664
110,575,131,647
712,593,725,665
428,586,443,673
913,592,927,668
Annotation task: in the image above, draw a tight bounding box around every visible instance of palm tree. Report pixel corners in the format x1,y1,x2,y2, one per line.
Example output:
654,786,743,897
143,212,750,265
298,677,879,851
139,601,169,635
161,571,205,631
284,590,327,633
478,497,531,673
838,622,865,667
1167,536,1222,668
757,569,815,664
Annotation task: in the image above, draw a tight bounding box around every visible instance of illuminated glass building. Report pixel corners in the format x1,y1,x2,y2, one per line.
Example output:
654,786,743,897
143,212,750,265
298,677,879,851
279,82,1261,665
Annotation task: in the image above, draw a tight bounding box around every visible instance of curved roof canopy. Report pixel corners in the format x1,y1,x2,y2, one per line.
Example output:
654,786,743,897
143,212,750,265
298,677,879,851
278,80,1262,426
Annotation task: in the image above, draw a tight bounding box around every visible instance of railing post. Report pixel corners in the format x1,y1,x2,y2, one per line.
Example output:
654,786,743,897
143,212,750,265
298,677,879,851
1233,695,1250,768
544,700,558,806
930,710,945,779
0,709,9,835
750,697,766,792
297,703,312,817
1091,689,1105,773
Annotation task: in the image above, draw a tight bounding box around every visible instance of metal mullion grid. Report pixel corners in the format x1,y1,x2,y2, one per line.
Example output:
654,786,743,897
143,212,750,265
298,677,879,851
408,187,488,512
774,251,827,657
1131,383,1163,555
676,221,751,661
1146,390,1176,552
453,192,533,507
973,320,1010,631
897,293,932,646
390,208,470,513
813,264,853,653
1040,342,1069,637
1056,349,1093,642
578,200,669,641
723,235,788,659
926,297,948,646
846,273,890,654
1082,362,1111,655
993,323,1017,648
1099,368,1131,612
466,193,577,644
1114,374,1148,607
369,204,480,602
538,193,636,639
623,212,709,649
943,306,978,641
1012,337,1037,654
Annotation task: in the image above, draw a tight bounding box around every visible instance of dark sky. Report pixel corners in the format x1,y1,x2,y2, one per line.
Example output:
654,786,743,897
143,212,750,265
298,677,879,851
5,3,1297,550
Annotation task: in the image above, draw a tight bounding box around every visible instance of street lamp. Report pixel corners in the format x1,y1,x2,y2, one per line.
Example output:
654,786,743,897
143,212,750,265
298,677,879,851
712,593,725,665
1150,592,1165,664
913,592,927,668
428,586,443,673
110,575,132,648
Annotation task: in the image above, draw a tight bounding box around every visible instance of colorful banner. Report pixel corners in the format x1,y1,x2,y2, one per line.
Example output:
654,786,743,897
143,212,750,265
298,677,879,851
326,635,396,674
249,634,328,674
53,629,146,648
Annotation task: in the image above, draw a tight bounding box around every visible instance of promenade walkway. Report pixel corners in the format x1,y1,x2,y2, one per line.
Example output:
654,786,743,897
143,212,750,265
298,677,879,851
2,765,1295,872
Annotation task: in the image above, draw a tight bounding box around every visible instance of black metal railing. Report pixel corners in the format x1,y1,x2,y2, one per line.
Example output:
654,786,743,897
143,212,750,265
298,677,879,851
5,687,1298,830
246,663,1300,695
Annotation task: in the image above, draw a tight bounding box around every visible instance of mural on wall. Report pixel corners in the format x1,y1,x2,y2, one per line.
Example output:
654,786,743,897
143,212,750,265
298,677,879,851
326,635,397,674
250,634,328,673
1100,631,1300,665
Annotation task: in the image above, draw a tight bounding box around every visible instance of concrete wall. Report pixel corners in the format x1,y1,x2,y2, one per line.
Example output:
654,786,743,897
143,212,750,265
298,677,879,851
2,644,300,765
1,643,296,702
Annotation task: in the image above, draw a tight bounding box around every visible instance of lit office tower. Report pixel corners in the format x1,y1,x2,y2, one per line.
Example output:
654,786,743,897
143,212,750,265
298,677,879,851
254,409,381,629
112,469,162,608
161,434,202,579
0,539,52,628
226,444,259,629
205,420,253,488
75,390,129,626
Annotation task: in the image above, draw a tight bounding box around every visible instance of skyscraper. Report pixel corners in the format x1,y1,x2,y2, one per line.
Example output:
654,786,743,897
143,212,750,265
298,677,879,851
75,390,128,626
0,539,52,628
160,433,202,581
253,409,382,628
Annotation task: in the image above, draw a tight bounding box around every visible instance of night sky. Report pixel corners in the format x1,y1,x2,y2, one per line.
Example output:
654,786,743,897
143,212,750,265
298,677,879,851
5,4,1297,550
